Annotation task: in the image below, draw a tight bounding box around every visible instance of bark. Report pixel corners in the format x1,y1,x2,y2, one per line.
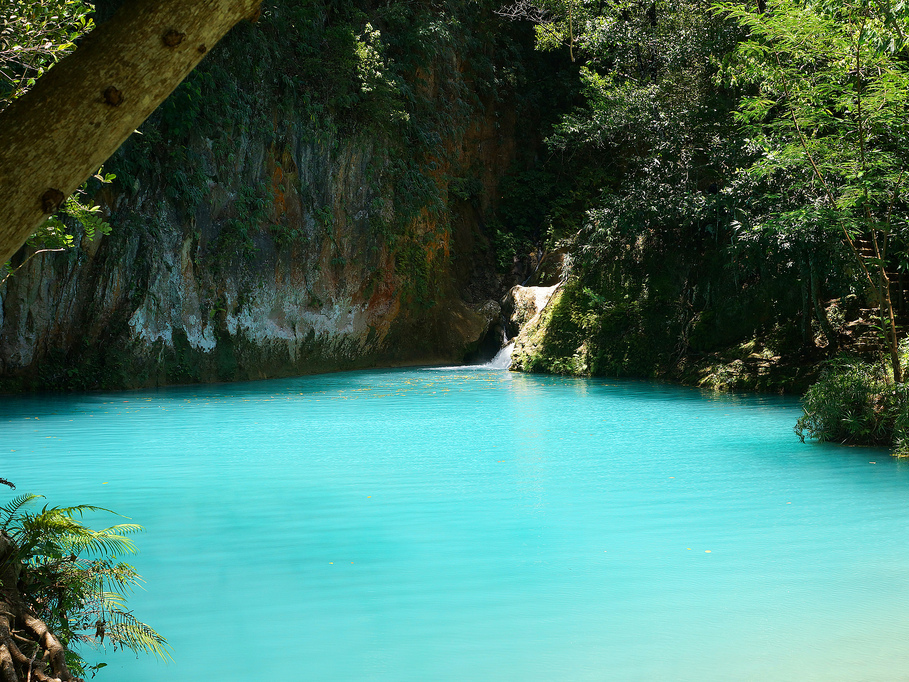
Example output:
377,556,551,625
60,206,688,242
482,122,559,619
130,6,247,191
0,0,262,265
0,536,74,682
809,254,837,351
0,598,76,682
800,256,811,345
880,268,902,383
0,534,19,591
0,645,15,682
21,617,67,682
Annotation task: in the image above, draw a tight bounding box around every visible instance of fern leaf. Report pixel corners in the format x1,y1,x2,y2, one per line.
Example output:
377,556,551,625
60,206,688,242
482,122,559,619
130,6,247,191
102,601,171,661
0,493,42,530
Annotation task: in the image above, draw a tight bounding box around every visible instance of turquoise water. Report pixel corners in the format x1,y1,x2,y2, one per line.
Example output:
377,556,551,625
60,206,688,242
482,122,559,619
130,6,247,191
3,367,909,681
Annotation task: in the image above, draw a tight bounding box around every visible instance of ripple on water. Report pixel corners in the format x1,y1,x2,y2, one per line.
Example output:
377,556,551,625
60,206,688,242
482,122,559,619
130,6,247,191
1,368,907,681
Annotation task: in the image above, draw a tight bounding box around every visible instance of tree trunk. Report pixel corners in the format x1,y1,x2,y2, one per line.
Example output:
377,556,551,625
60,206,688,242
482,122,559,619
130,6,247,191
879,267,903,383
0,0,262,265
0,534,72,682
809,254,837,351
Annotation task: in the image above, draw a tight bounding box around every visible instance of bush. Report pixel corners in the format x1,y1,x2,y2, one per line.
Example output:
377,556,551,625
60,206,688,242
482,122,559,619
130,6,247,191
0,492,168,680
795,357,909,452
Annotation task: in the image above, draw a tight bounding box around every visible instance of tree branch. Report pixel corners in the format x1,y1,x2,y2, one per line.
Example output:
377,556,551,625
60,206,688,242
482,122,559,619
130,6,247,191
0,0,262,265
495,0,553,24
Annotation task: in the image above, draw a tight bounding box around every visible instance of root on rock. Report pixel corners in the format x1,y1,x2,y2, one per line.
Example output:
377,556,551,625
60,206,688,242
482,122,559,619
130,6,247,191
0,535,79,682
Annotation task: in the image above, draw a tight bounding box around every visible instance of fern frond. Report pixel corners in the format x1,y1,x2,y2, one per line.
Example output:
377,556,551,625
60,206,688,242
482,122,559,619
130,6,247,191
14,506,140,558
98,561,144,595
102,599,171,661
62,529,137,558
0,493,42,530
3,496,163,666
96,523,144,536
47,505,123,519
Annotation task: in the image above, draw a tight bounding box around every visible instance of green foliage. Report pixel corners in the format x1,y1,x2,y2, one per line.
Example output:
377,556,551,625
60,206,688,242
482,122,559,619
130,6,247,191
503,0,909,391
0,495,168,675
718,0,909,378
490,162,611,270
0,0,94,109
532,0,749,291
214,184,274,262
394,239,437,308
718,0,909,235
526,1,772,370
2,170,115,285
795,355,909,449
38,173,116,246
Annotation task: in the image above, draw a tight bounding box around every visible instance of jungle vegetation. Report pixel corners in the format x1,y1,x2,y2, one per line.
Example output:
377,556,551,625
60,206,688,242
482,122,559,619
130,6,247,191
0,485,167,682
3,1,909,430
499,0,909,450
4,0,909,673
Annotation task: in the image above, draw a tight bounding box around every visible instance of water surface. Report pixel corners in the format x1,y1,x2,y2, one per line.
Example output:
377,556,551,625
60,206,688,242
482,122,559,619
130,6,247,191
3,368,908,681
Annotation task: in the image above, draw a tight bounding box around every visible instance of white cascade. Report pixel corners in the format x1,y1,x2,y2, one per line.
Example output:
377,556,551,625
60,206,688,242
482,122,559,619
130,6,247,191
483,341,515,370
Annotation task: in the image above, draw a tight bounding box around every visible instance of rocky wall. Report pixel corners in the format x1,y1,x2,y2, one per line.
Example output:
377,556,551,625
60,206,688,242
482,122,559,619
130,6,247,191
0,3,523,390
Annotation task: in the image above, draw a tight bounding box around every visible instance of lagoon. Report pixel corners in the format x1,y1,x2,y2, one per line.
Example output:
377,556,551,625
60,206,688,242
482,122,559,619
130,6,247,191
3,367,909,680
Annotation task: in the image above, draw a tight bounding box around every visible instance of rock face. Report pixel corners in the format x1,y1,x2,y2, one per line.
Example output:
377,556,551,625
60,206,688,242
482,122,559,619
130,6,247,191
0,134,508,390
503,284,561,338
0,4,521,390
504,283,562,370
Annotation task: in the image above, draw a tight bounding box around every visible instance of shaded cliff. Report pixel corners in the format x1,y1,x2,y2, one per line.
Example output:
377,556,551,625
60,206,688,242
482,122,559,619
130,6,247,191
0,0,546,390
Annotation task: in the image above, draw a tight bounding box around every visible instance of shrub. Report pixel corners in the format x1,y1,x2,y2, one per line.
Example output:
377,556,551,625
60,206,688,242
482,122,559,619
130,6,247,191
795,357,909,452
0,492,167,681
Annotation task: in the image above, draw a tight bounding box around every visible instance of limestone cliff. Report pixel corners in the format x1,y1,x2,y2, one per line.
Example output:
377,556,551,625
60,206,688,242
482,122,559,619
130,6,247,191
0,1,528,390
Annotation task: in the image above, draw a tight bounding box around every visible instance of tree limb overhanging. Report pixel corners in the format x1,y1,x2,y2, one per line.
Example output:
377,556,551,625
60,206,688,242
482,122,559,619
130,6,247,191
0,0,262,266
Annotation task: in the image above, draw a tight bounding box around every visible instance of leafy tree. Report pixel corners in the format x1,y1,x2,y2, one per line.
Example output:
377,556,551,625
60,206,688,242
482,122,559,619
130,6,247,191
0,1,113,285
0,491,167,681
535,1,762,369
718,0,909,381
795,355,909,449
548,0,743,240
500,0,745,263
0,0,95,111
497,0,590,62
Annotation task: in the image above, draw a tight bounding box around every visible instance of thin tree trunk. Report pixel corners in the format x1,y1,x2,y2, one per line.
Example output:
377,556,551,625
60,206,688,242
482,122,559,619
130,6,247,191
896,272,906,312
879,265,902,382
852,11,902,382
801,256,812,345
568,0,575,62
809,254,837,351
0,0,262,265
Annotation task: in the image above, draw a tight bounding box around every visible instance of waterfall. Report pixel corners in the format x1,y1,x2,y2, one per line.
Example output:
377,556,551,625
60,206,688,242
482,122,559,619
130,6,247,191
481,315,513,369
483,341,515,369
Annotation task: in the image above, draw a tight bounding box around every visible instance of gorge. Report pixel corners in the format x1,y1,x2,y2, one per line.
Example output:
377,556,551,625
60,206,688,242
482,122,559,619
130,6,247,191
6,2,909,679
4,0,903,405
